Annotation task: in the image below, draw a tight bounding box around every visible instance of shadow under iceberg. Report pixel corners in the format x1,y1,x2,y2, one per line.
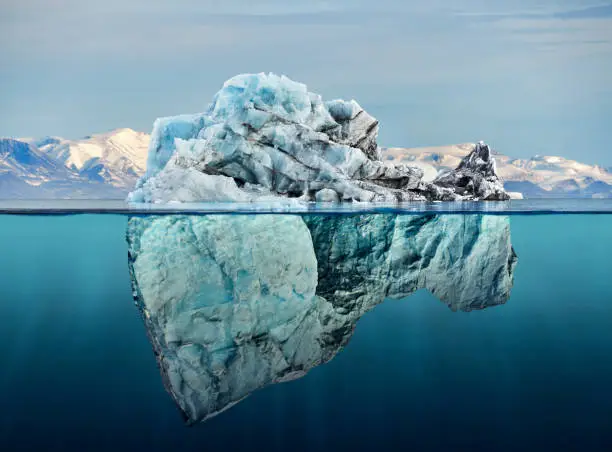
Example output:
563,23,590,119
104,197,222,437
126,213,517,424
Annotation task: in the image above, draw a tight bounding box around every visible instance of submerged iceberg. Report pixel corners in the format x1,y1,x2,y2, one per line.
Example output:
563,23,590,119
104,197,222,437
127,213,517,424
128,73,509,203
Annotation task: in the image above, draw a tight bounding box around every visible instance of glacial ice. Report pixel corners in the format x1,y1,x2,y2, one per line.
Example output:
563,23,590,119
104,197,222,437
145,114,211,178
128,73,509,203
128,214,342,422
305,213,517,313
127,212,517,424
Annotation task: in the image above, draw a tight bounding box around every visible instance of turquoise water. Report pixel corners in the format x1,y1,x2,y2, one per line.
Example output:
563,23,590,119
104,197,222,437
0,212,611,451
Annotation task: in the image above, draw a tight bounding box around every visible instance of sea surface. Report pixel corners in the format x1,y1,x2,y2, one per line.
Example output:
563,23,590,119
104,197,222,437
0,200,611,451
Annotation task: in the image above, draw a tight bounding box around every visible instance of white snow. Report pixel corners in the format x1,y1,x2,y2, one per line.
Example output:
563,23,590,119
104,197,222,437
507,192,524,200
128,163,250,203
27,128,150,187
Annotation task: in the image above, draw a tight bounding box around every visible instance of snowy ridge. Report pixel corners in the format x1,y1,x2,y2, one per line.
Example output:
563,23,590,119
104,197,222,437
0,129,148,199
0,138,72,185
26,128,149,188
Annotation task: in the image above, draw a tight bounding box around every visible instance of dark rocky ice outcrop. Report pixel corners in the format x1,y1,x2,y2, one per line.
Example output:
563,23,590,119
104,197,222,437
127,73,509,203
127,213,517,424
433,141,509,200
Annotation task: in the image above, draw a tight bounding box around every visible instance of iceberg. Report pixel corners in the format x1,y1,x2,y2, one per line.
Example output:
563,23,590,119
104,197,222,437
127,212,517,424
433,141,509,200
128,73,509,203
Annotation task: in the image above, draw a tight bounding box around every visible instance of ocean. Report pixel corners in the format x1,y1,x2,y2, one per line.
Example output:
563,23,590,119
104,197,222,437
0,201,611,451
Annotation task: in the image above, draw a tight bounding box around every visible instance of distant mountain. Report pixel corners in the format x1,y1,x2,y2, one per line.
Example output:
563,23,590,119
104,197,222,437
0,138,77,198
0,138,72,184
25,128,149,190
383,143,612,198
0,171,41,198
0,131,143,199
1,130,611,199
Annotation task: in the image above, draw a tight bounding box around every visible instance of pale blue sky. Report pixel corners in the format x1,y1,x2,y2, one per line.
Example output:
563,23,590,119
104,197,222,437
1,0,611,164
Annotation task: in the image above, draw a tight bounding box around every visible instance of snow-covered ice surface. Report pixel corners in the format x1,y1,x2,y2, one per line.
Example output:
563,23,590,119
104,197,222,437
127,212,517,423
128,73,509,203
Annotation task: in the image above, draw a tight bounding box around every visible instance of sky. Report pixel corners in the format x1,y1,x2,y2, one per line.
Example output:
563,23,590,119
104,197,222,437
1,0,611,165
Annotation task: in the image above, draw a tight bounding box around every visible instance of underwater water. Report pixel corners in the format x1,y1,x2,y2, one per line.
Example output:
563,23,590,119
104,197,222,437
0,205,611,451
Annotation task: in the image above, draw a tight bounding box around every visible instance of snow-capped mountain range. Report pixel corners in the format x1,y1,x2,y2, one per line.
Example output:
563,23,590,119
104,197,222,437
1,128,611,199
385,143,612,199
23,128,149,188
1,128,148,199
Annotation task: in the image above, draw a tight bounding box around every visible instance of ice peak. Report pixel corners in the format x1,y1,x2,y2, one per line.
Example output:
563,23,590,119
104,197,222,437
94,127,146,140
129,73,509,203
206,72,334,131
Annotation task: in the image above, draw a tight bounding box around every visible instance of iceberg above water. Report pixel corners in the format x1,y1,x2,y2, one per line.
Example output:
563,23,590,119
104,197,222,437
128,73,509,203
127,213,517,424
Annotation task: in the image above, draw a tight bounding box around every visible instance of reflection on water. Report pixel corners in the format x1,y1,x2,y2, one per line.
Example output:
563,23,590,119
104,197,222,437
127,214,517,424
